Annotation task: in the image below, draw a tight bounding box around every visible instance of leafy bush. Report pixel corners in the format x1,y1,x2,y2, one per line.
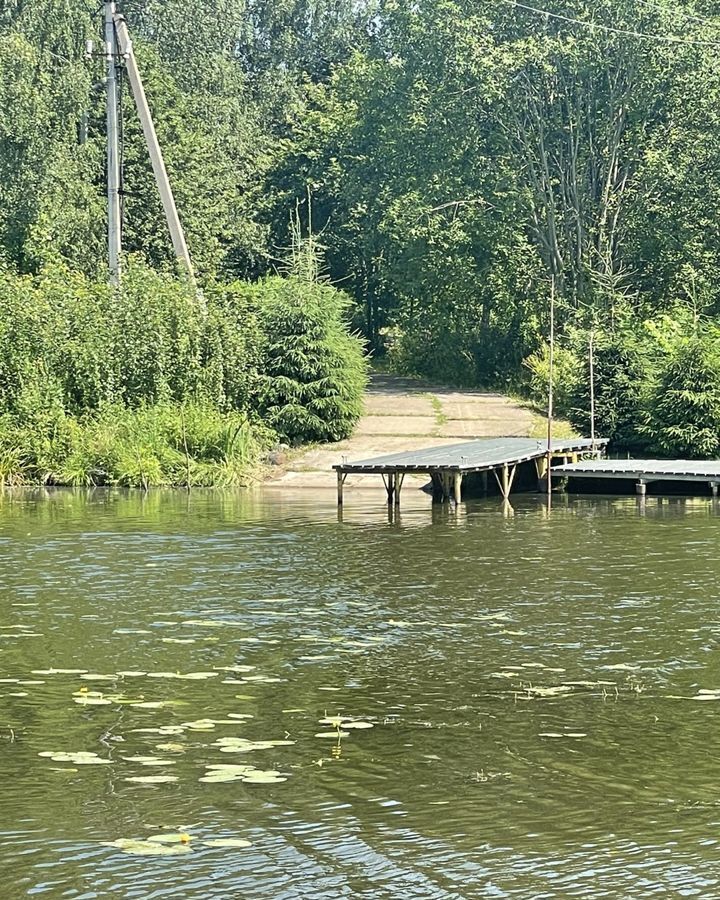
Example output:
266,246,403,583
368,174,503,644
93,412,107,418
0,259,367,483
0,402,273,488
251,275,367,444
523,342,582,413
0,262,263,417
564,328,653,450
643,334,720,458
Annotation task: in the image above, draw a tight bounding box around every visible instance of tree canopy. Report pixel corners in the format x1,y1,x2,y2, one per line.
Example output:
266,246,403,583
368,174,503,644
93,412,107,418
4,0,720,455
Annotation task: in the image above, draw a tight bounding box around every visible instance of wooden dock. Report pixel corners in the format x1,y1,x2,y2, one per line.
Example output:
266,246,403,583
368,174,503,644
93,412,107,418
553,458,720,497
334,437,606,506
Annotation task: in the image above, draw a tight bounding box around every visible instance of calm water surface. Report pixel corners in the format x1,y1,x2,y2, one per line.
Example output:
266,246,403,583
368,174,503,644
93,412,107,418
1,488,720,899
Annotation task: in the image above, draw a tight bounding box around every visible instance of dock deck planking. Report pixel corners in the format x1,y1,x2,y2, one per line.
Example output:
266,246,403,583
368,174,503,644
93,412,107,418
333,437,606,505
553,458,720,497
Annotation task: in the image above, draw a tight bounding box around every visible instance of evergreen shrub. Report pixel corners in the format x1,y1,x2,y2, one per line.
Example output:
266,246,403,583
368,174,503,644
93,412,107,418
644,335,720,458
251,275,367,444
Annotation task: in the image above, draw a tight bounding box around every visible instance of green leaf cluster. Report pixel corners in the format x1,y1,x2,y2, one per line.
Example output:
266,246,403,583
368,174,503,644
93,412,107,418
0,260,366,484
252,276,367,444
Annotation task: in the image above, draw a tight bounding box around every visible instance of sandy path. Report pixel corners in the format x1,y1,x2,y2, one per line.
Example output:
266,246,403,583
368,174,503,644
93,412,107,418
264,374,535,492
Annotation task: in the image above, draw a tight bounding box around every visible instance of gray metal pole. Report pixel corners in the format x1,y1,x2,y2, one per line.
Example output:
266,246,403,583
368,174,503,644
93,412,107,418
113,13,195,282
589,328,596,450
105,1,122,285
546,273,555,497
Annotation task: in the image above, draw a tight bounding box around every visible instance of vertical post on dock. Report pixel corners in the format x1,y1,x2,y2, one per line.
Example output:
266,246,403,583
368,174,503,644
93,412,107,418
711,482,718,499
394,473,403,508
440,473,447,503
385,473,395,505
501,464,509,499
589,328,596,451
337,470,345,506
546,274,556,498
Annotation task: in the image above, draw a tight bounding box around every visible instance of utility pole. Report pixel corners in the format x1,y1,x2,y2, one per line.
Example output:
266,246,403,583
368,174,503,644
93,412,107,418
589,328,596,451
113,13,195,282
105,1,122,286
546,273,555,498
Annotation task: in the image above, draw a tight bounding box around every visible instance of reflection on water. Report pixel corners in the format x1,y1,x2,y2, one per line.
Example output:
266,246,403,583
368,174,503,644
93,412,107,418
2,487,720,898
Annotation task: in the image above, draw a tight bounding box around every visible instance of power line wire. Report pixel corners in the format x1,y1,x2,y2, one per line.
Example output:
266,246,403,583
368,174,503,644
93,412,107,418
631,0,720,30
498,0,720,47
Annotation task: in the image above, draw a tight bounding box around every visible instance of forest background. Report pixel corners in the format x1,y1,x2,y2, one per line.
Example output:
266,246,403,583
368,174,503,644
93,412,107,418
3,0,720,484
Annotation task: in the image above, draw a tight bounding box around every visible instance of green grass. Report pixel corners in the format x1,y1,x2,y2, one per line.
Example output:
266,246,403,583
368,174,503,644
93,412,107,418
0,403,273,489
423,393,448,435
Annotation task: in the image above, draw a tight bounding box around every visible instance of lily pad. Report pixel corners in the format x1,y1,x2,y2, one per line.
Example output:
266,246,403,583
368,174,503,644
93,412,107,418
215,665,256,673
103,838,190,856
39,750,111,765
202,838,252,848
241,771,287,784
73,695,113,706
199,772,245,783
32,668,88,675
147,833,192,844
214,737,294,752
132,726,185,736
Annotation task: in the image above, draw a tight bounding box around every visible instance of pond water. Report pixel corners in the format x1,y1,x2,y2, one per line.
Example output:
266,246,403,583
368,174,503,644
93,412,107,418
2,487,720,899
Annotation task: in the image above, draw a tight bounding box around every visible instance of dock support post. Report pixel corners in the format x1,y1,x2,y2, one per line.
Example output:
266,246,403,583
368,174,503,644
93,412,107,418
453,472,462,505
481,471,488,495
437,473,446,503
636,480,647,497
711,482,719,499
337,471,346,506
494,464,518,500
394,473,404,508
381,473,394,505
535,455,548,492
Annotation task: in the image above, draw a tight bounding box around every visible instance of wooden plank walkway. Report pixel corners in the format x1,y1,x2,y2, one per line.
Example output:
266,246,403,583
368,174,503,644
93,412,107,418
334,437,606,505
553,458,720,497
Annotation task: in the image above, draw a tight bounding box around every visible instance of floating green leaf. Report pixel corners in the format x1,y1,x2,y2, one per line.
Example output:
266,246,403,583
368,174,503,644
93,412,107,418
32,668,88,675
241,771,287,784
39,750,111,765
147,833,192,844
201,838,252,848
103,838,190,856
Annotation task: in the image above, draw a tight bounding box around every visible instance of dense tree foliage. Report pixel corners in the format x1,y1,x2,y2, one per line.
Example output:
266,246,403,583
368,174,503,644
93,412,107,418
4,0,720,457
0,259,364,484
